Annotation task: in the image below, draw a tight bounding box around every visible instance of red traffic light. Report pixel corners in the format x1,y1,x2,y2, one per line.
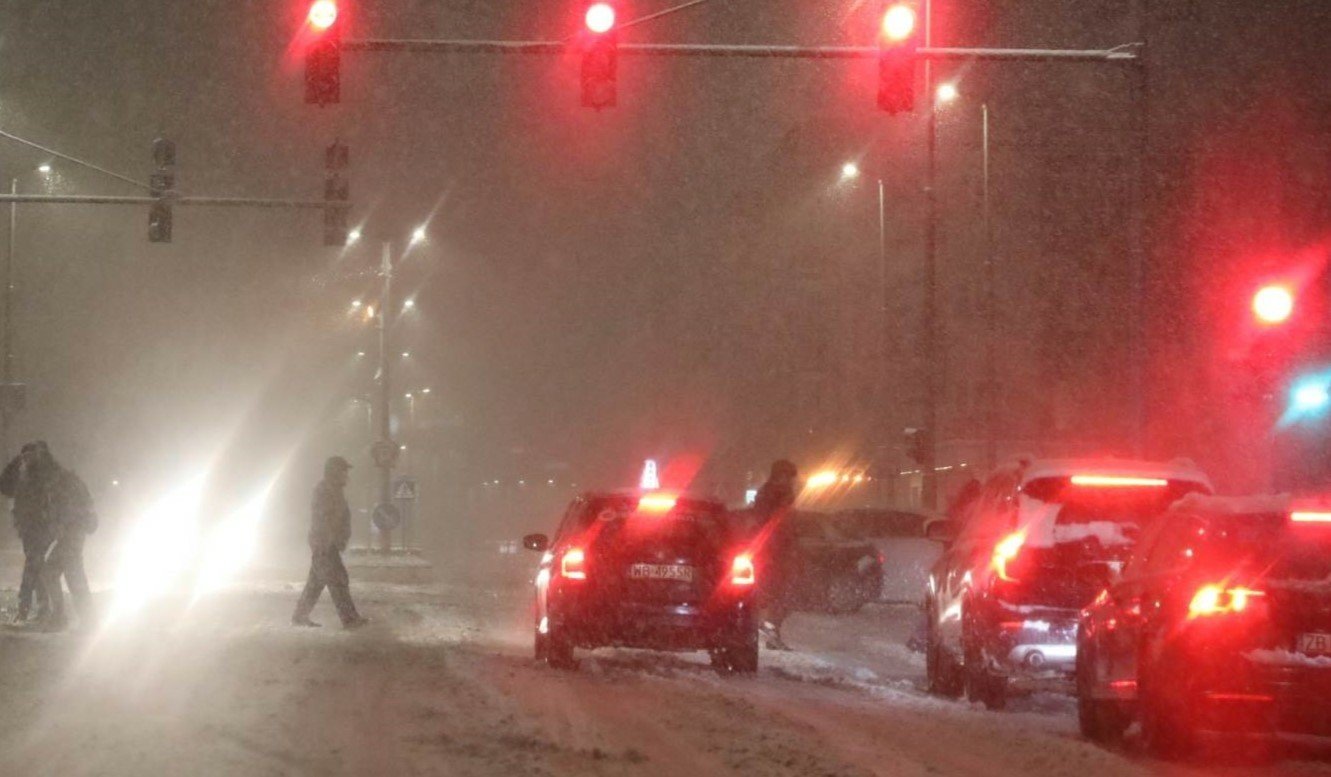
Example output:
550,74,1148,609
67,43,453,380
882,4,917,43
1253,284,1295,325
308,1,338,31
585,3,616,34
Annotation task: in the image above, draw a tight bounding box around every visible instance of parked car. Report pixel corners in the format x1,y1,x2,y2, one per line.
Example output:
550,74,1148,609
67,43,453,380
789,511,884,614
925,458,1212,708
523,491,759,672
1078,494,1331,757
833,508,941,603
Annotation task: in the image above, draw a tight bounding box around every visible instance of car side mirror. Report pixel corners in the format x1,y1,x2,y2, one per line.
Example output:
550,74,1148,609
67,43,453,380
923,518,959,545
522,533,549,552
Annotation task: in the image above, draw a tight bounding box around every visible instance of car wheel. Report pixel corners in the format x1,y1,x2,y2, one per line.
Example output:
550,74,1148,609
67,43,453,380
1076,641,1129,743
826,574,867,614
963,605,1007,710
1139,653,1194,759
926,604,964,698
544,622,577,670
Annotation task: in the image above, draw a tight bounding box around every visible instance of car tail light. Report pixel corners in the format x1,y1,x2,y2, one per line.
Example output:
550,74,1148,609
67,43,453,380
731,553,756,586
1188,584,1265,618
1291,511,1331,524
991,531,1026,582
1069,474,1168,488
561,548,587,580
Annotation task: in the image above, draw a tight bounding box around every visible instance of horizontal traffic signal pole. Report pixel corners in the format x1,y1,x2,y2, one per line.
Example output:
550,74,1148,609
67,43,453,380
0,194,331,208
342,38,1140,63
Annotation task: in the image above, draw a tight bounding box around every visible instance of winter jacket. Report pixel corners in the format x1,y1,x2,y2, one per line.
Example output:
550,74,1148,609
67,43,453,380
308,479,352,553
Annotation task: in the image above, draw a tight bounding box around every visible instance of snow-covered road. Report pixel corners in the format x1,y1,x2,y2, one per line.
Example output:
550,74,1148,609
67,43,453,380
2,571,1330,776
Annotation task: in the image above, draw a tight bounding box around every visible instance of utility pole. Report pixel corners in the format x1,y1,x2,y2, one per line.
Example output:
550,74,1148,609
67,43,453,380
921,0,940,509
376,240,395,552
2,178,15,458
982,102,996,472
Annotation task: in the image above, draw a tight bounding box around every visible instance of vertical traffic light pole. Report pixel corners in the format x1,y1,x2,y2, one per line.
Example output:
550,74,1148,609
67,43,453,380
921,0,940,508
377,240,395,552
1,178,15,458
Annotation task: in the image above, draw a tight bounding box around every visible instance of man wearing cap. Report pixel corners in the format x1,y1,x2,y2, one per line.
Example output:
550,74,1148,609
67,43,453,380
292,455,368,629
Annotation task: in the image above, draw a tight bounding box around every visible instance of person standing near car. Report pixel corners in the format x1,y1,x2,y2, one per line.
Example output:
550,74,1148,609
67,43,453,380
292,456,368,629
751,459,800,650
39,446,97,632
0,441,57,624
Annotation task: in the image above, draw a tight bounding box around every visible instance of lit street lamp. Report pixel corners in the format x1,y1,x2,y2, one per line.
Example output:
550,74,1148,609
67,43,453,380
936,82,959,105
410,226,427,245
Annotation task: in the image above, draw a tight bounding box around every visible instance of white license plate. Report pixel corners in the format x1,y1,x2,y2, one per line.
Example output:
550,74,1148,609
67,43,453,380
1298,632,1331,657
629,563,694,582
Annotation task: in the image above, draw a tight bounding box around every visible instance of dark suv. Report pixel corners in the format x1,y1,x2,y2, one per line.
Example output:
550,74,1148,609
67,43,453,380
924,458,1211,708
1079,495,1331,756
523,491,759,673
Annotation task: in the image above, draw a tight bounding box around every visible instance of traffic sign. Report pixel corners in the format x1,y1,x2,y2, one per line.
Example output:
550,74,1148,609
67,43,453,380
393,476,418,501
372,502,401,531
371,440,400,468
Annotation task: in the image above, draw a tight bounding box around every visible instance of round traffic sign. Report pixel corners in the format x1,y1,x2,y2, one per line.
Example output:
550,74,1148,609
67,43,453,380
372,502,402,531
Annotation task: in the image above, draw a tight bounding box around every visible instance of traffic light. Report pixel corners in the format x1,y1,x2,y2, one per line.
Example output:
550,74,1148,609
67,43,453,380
324,140,350,247
581,3,617,109
148,137,176,243
1253,284,1295,326
878,3,919,114
905,427,929,464
305,1,342,106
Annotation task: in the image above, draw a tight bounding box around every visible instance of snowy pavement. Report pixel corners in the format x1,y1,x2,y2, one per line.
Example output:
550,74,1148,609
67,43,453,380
2,570,1331,776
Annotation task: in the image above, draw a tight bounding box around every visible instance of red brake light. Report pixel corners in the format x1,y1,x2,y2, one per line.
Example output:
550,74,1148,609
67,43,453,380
731,553,756,586
308,0,338,31
1069,474,1168,488
991,531,1026,582
1188,584,1264,618
1292,511,1331,524
561,548,587,580
637,493,678,513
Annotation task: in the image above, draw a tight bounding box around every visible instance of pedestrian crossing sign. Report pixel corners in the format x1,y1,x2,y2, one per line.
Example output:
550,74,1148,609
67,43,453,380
393,477,418,501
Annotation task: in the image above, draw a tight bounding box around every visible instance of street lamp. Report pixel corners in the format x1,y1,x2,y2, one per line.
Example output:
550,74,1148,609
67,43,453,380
36,163,51,175
403,298,415,310
840,162,861,181
410,226,427,245
347,228,362,245
936,82,959,105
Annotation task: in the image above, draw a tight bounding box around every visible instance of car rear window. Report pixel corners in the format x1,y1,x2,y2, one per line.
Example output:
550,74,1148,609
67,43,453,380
1204,514,1331,582
574,496,729,544
1020,477,1208,546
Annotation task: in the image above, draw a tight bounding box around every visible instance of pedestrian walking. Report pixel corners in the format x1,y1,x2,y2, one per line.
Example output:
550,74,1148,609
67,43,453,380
292,456,368,629
0,441,56,623
751,459,801,650
39,449,97,632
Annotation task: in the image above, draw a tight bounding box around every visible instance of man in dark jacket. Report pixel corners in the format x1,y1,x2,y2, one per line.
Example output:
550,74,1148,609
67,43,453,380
292,456,367,629
39,449,96,632
0,441,56,623
751,459,800,650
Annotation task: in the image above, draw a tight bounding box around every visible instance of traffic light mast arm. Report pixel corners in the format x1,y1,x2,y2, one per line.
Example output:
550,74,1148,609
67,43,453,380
0,194,332,208
342,38,1140,63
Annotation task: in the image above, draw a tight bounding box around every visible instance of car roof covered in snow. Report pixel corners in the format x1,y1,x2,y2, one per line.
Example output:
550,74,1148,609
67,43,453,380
1015,458,1212,490
1168,493,1291,516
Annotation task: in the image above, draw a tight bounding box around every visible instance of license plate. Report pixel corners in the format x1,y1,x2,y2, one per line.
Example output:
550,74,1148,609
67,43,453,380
629,563,694,582
1298,632,1331,657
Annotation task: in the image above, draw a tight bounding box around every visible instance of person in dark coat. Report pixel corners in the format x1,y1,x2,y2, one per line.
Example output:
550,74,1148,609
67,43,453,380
292,456,367,629
751,459,800,650
0,441,56,623
39,450,96,632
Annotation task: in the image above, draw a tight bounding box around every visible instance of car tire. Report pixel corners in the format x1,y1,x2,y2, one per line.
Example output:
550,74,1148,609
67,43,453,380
826,574,867,615
963,605,1007,710
544,622,577,670
1076,642,1130,743
1139,652,1194,759
926,604,964,698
